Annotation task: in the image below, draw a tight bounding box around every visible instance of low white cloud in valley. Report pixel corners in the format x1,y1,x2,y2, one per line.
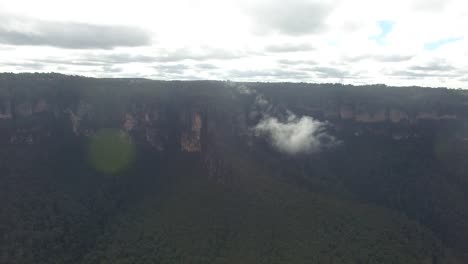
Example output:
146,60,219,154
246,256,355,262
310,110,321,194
254,114,337,154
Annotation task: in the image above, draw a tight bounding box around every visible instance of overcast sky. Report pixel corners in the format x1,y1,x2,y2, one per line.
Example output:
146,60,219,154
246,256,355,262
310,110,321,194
0,0,467,88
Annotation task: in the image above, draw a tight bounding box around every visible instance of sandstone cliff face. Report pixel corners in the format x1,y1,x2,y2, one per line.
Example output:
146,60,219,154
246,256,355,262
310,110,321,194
355,110,386,123
67,101,93,136
16,102,33,117
34,99,48,113
0,101,11,119
339,105,354,120
1,99,164,154
181,112,202,152
0,76,464,157
334,104,457,124
69,110,81,135
123,113,137,132
416,111,457,120
0,96,461,152
389,109,408,123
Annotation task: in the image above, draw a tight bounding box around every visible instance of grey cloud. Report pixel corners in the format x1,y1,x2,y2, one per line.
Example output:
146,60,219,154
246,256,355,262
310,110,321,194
278,59,317,66
348,54,414,62
246,0,334,36
230,70,275,78
14,47,243,71
408,63,455,72
0,15,151,49
254,113,337,154
4,48,240,76
154,64,189,74
0,53,156,75
195,63,219,70
56,66,69,71
33,57,104,66
102,65,123,73
312,66,349,79
156,48,243,62
390,70,459,79
89,53,155,64
390,60,461,79
92,49,242,64
375,55,414,62
0,61,44,70
146,73,203,80
265,43,315,53
229,69,311,79
32,53,156,67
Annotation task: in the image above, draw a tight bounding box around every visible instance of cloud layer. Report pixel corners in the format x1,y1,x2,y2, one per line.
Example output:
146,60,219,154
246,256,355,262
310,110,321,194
0,15,151,49
245,0,334,35
0,0,467,88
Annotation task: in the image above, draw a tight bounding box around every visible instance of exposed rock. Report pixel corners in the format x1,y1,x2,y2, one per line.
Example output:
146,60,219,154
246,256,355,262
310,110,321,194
439,114,457,120
77,101,92,117
9,134,34,145
416,112,457,120
389,109,408,123
144,113,151,123
0,101,12,119
67,101,93,135
34,99,48,113
417,112,439,120
323,107,339,119
181,112,202,152
16,102,33,117
123,113,136,131
26,135,33,145
340,105,354,120
145,128,164,151
69,110,81,135
392,132,410,140
355,110,386,123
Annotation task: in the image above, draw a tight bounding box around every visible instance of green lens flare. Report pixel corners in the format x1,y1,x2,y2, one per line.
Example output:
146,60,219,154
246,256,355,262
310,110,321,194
88,128,136,174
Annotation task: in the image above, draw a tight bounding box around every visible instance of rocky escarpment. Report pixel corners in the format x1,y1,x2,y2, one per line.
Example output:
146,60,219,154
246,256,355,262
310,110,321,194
1,74,467,174
180,112,202,152
336,104,457,123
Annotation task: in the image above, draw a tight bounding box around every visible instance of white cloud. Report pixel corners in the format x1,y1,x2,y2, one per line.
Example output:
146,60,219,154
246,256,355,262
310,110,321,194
254,114,337,154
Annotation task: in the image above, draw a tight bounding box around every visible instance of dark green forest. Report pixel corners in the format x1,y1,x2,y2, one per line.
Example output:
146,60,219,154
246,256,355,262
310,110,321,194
0,73,467,263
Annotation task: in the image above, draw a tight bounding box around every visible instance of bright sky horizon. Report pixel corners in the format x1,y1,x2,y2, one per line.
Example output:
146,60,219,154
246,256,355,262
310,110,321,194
0,0,467,88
